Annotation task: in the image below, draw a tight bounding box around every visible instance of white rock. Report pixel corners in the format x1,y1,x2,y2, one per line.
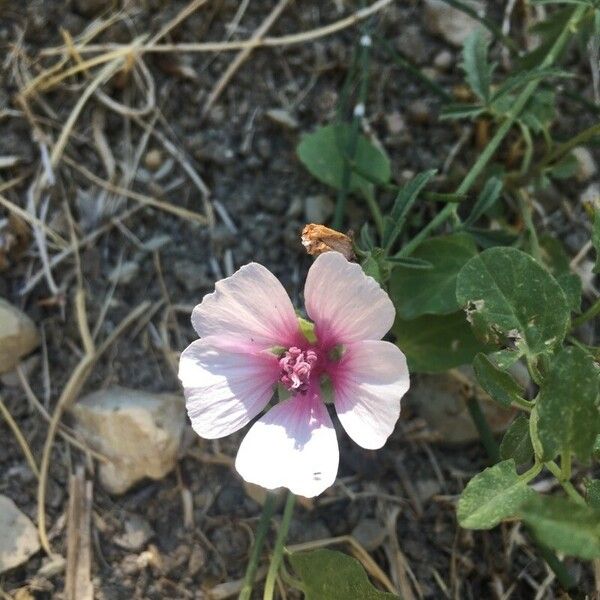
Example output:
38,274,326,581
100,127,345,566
0,495,40,573
0,299,39,374
572,147,598,182
424,0,487,47
70,387,185,494
580,182,600,209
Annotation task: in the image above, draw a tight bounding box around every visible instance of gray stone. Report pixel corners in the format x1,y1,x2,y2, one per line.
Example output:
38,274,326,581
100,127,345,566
0,495,40,573
351,519,387,551
114,514,154,551
304,195,334,224
0,299,39,374
395,24,429,65
174,260,212,292
70,387,185,494
266,108,299,130
424,0,487,47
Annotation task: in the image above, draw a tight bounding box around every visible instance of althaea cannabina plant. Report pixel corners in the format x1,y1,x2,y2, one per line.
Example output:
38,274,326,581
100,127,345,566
179,251,410,497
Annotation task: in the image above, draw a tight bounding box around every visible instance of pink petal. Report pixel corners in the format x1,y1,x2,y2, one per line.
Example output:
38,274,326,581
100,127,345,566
192,263,300,348
304,252,395,345
235,390,339,497
179,338,279,439
333,340,409,450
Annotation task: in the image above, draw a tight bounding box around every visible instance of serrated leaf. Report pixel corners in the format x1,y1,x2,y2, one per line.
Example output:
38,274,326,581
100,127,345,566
473,353,525,408
463,177,503,227
392,312,492,374
386,169,437,249
289,549,398,600
297,124,390,193
390,234,478,319
458,460,535,529
500,415,534,464
587,480,600,510
536,345,600,461
456,247,570,356
462,30,494,103
439,104,486,121
520,495,600,559
491,67,573,104
520,90,556,133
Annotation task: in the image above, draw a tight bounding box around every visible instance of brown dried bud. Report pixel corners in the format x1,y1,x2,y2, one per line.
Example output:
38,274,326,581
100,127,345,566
301,224,354,261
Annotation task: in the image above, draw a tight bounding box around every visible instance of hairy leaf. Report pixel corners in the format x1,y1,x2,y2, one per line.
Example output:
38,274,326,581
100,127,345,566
458,460,535,529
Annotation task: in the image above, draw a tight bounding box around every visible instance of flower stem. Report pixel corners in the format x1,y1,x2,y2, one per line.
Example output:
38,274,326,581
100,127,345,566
263,492,296,600
571,296,600,328
545,460,586,506
239,492,277,600
466,397,500,463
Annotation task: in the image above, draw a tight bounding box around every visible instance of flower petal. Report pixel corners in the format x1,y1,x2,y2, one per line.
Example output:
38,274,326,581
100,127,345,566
192,263,300,348
235,390,339,497
179,338,279,439
304,252,395,345
332,340,409,450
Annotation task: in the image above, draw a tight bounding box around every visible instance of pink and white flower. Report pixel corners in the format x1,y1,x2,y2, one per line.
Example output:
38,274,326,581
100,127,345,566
179,252,409,497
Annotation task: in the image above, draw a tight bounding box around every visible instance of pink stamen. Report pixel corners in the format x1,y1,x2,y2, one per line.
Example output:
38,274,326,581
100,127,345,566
279,347,318,393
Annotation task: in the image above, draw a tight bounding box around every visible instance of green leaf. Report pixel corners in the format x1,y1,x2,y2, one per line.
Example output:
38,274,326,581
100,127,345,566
390,234,478,319
520,495,600,559
500,415,534,464
458,460,535,529
456,247,570,356
386,256,433,269
490,67,573,104
289,549,398,600
536,345,600,461
385,169,437,249
297,124,390,193
473,353,525,408
392,312,493,374
539,235,581,312
520,90,556,133
545,152,579,180
465,226,519,249
463,177,503,227
361,248,392,285
586,480,600,510
439,104,485,121
462,30,494,103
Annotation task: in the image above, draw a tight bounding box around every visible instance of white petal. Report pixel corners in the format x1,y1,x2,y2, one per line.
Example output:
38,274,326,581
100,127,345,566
192,263,300,348
333,340,409,450
304,252,395,345
179,338,278,439
235,392,339,497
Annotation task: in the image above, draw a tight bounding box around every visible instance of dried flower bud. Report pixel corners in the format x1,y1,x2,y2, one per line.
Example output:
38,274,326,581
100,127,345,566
301,224,354,261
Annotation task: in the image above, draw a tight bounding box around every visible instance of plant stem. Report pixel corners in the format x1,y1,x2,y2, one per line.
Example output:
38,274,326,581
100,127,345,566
333,31,372,230
263,492,296,600
466,397,500,463
398,3,587,257
545,461,586,506
362,186,385,237
571,296,600,328
537,543,576,590
239,493,277,600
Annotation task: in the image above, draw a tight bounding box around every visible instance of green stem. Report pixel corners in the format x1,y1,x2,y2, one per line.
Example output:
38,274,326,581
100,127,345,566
545,461,586,506
541,121,600,169
537,543,576,590
239,493,277,600
333,32,372,230
466,397,500,463
571,296,600,328
263,492,297,600
518,190,541,262
362,187,385,238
